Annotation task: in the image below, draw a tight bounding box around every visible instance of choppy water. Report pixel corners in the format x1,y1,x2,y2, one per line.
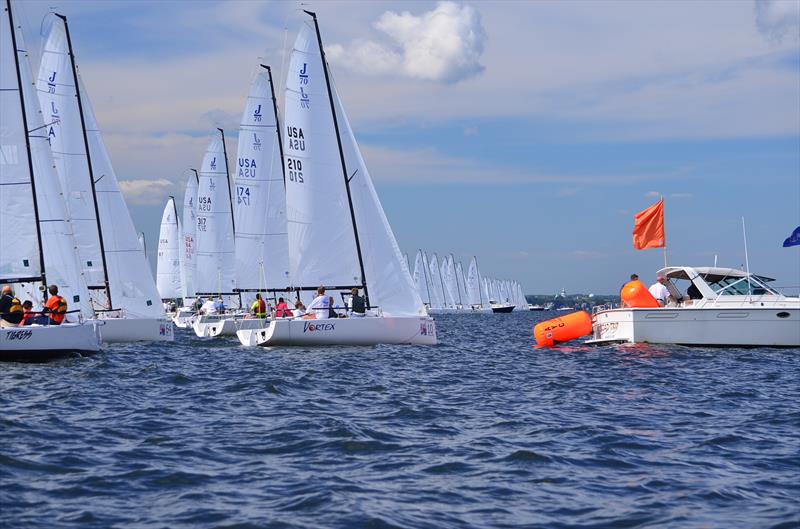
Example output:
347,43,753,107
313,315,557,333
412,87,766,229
1,312,799,529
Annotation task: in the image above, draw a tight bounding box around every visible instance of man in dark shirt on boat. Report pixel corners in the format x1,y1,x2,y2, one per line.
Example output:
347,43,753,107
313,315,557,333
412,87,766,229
0,285,24,327
349,288,366,317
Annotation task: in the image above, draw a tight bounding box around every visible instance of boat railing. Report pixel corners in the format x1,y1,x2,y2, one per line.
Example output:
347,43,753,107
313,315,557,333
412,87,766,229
592,303,616,315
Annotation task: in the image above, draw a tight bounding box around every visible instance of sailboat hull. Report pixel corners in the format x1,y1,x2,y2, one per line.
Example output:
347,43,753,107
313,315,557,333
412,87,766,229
203,317,267,337
96,317,174,343
238,316,437,346
0,322,101,362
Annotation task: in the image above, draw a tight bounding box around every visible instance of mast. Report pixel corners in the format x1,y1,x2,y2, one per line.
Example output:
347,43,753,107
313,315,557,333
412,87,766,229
57,13,112,309
216,127,235,234
305,10,370,308
139,231,146,258
261,64,286,188
6,0,47,301
420,250,432,306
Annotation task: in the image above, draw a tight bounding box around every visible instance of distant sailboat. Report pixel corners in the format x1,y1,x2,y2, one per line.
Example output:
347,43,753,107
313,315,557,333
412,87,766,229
156,197,181,301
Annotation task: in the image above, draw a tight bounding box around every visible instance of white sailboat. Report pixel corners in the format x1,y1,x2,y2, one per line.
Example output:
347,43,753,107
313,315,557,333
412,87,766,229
191,130,241,337
466,257,491,313
239,12,435,346
156,197,182,301
412,250,434,309
427,253,454,314
207,65,290,339
37,14,171,342
455,258,469,311
1,0,100,360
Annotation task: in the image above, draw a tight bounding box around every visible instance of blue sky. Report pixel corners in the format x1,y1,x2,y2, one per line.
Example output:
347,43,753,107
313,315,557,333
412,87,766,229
13,0,800,294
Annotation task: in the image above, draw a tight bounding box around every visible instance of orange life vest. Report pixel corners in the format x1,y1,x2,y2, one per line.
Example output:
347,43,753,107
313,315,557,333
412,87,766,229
45,295,67,324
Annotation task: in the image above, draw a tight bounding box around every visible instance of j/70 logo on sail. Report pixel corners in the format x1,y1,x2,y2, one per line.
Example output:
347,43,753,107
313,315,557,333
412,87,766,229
303,322,335,333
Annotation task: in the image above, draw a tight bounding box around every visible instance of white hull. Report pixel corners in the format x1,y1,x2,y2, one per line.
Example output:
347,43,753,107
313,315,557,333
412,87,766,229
237,316,437,346
95,317,174,343
588,307,800,347
429,307,490,314
192,313,247,337
172,309,196,329
202,317,268,338
0,322,101,362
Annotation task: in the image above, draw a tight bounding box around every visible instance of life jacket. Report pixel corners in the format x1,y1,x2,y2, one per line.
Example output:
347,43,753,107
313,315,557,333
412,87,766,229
275,302,292,318
2,296,24,324
251,298,266,318
45,295,67,324
8,297,22,314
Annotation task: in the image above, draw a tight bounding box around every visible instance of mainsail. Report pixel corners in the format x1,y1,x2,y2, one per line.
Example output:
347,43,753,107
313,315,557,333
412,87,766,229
194,131,237,304
157,197,181,299
180,171,198,302
233,65,289,305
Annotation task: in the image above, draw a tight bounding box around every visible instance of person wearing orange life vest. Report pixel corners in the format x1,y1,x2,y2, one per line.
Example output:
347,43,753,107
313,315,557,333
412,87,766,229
250,293,267,319
0,285,24,327
43,284,68,325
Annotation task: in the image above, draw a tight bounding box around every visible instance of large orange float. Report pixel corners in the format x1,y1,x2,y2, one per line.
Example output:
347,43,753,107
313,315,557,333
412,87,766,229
620,280,660,308
534,310,593,347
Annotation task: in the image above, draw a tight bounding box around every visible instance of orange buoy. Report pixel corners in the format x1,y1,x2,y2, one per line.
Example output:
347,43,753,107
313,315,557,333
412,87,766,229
534,310,593,346
620,280,660,308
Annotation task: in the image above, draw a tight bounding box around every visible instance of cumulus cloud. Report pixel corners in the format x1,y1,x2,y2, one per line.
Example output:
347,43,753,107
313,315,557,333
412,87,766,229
119,179,175,205
755,0,800,41
327,2,486,83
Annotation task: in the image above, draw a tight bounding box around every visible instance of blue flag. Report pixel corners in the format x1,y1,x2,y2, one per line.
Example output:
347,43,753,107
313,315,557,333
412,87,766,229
783,226,800,248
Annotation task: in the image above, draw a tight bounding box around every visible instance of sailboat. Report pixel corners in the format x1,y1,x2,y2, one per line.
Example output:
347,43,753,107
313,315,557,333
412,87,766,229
36,14,171,342
205,65,290,339
466,257,491,313
427,253,455,314
156,197,182,305
1,0,100,361
240,12,435,346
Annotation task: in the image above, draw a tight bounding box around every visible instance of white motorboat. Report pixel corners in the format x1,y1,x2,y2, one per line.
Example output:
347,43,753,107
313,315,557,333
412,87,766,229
490,302,515,313
240,13,435,347
1,0,101,361
528,304,545,311
587,266,800,346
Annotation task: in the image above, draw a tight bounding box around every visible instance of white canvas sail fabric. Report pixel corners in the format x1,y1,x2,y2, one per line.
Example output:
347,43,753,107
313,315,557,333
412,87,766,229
284,20,423,315
194,132,236,301
0,1,39,284
180,173,198,302
233,67,289,303
466,257,483,307
36,18,106,293
412,250,432,305
428,253,445,309
79,74,162,318
440,255,457,308
422,251,440,309
455,261,467,308
2,4,92,316
157,198,181,299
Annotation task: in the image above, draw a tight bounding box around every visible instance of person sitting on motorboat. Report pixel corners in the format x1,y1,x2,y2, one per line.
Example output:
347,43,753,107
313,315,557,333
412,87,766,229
349,287,366,317
250,293,267,319
275,297,293,318
307,286,331,319
0,285,24,327
648,274,672,307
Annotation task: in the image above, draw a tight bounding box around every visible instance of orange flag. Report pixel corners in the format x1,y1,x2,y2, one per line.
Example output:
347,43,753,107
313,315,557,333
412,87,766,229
632,199,665,250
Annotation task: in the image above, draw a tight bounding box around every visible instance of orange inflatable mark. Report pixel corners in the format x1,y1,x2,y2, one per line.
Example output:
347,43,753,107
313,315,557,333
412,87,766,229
621,280,660,308
534,311,593,347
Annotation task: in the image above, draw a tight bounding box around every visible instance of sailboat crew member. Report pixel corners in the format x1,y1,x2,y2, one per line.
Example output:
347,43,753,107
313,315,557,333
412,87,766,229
250,293,267,319
0,286,24,327
308,286,331,319
43,285,68,325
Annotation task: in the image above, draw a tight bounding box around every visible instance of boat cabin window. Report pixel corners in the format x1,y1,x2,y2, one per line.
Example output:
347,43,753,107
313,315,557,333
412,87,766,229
704,276,775,296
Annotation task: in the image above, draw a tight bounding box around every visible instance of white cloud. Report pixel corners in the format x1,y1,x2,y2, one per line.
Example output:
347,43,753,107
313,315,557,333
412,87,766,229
327,2,486,83
118,179,176,205
645,191,661,198
755,0,800,41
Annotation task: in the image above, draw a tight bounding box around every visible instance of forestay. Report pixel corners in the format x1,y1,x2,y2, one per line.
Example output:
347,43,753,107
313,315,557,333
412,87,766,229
233,67,289,304
194,133,236,303
157,198,181,299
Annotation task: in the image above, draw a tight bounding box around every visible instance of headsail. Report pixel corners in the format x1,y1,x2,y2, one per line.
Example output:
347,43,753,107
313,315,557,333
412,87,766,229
180,171,198,302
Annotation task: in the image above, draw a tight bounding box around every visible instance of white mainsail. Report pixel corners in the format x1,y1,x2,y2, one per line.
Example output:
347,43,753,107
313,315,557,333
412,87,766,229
194,132,237,304
422,251,440,309
428,253,446,309
455,260,467,308
284,20,423,315
466,257,483,307
412,250,432,306
440,255,457,309
2,2,92,315
36,18,106,300
233,66,289,305
157,197,181,299
180,172,198,302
